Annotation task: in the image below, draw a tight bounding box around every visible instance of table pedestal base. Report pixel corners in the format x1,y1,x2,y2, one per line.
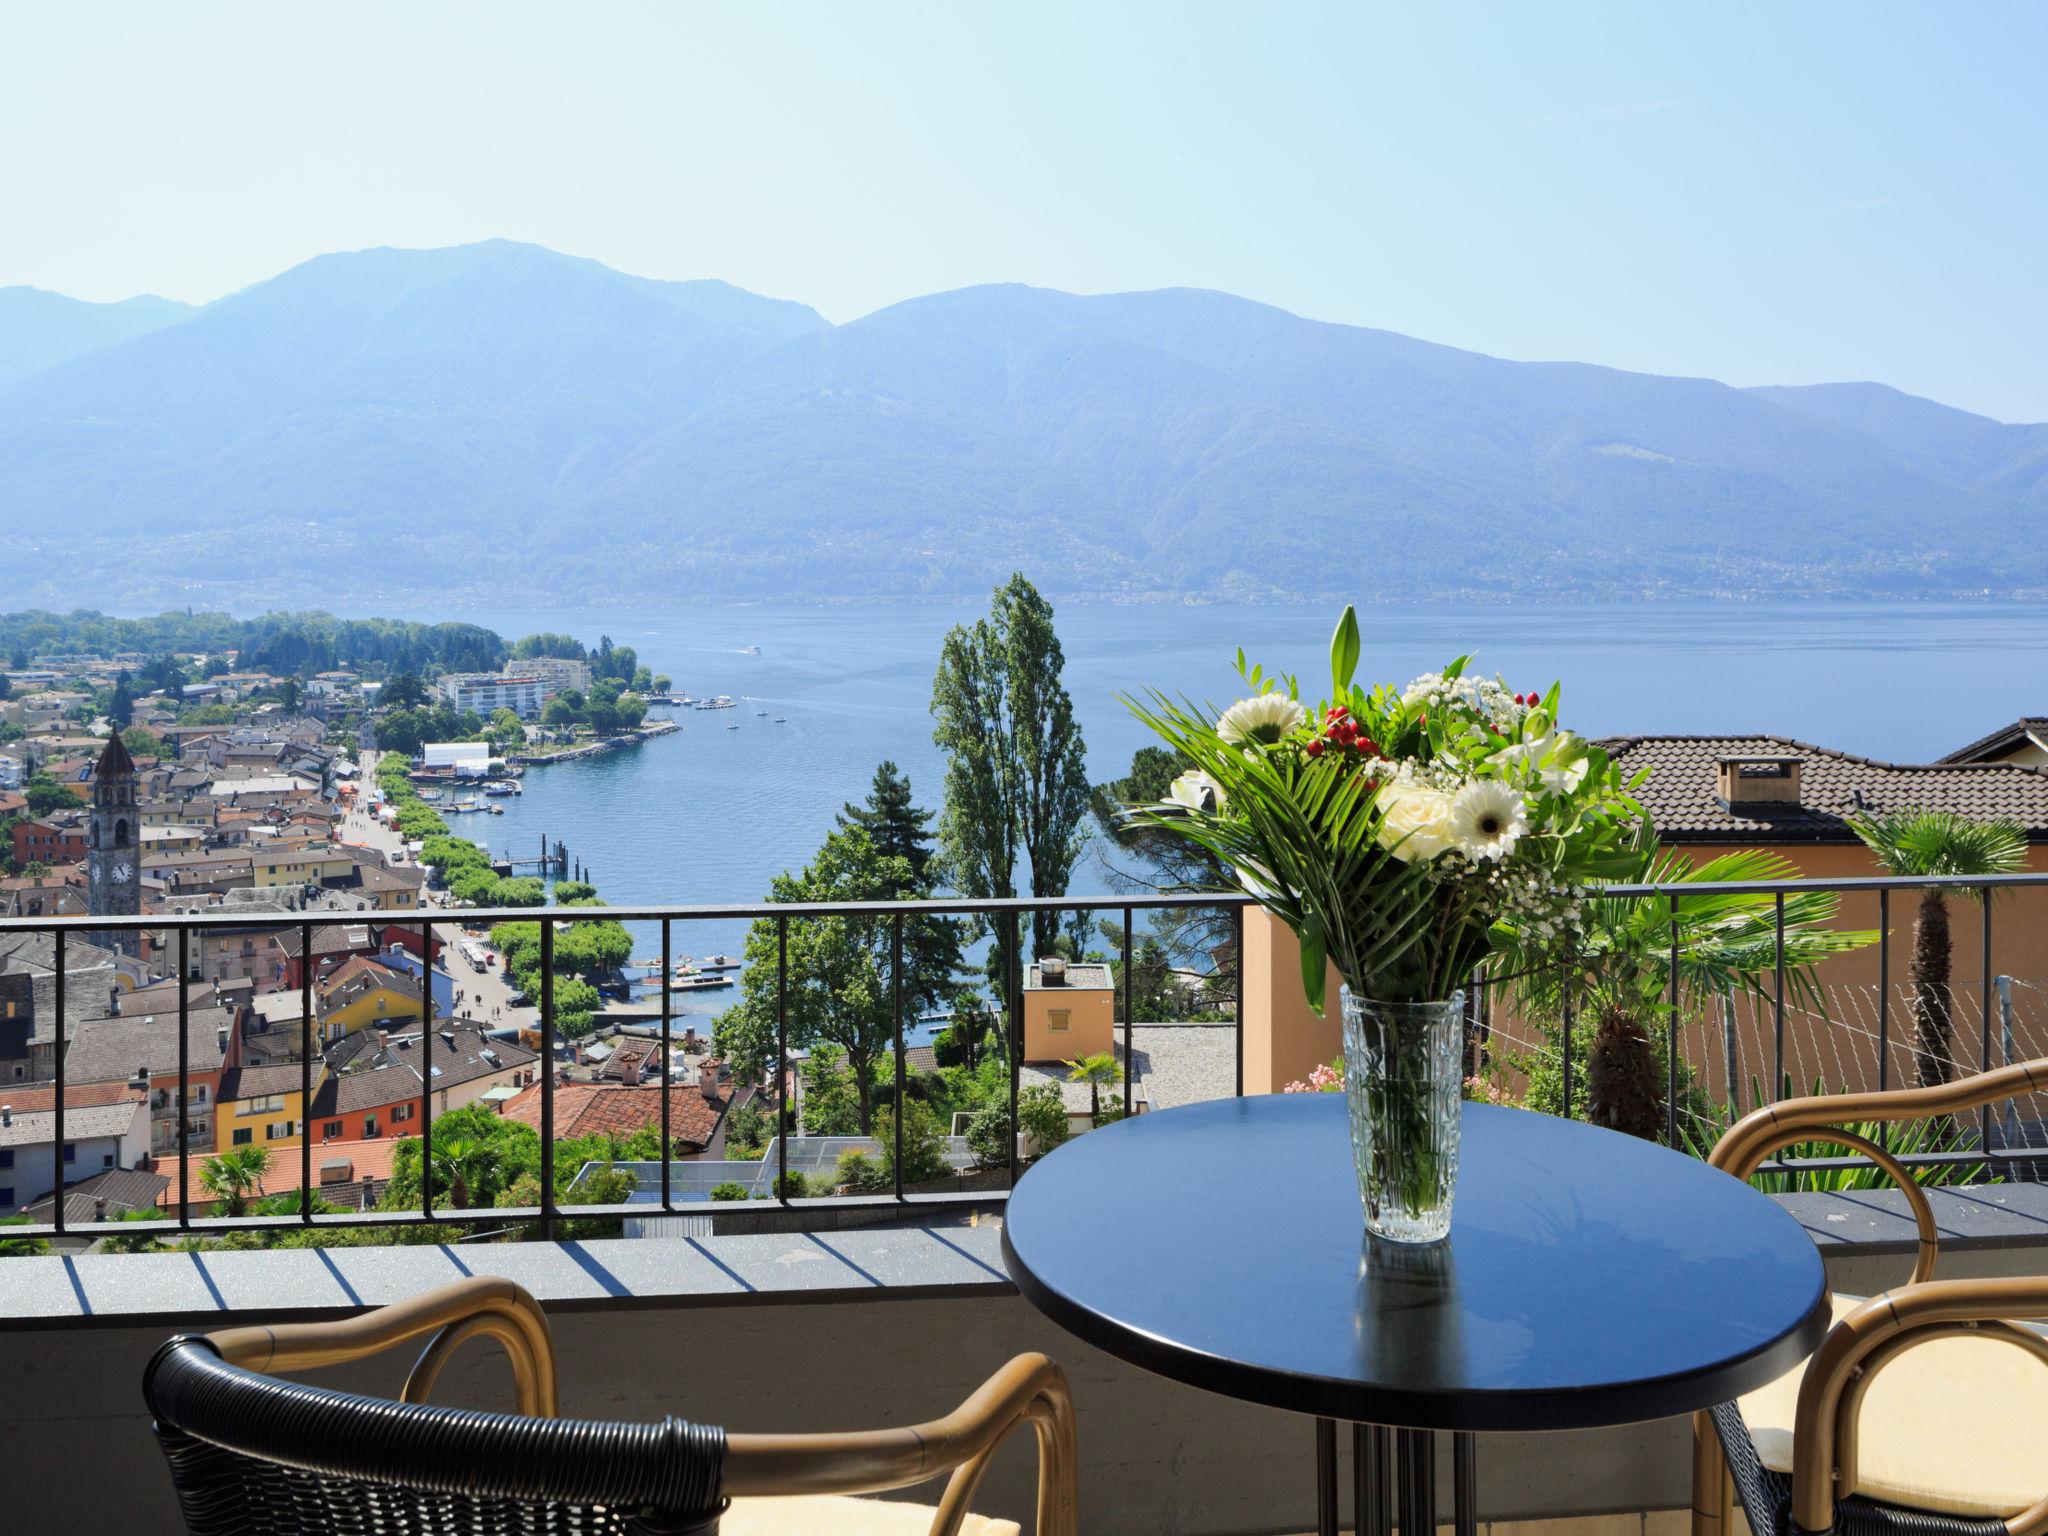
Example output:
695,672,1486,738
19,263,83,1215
1316,1419,1476,1536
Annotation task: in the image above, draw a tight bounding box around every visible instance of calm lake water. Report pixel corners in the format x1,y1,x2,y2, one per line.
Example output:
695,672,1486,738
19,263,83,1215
371,600,2048,1018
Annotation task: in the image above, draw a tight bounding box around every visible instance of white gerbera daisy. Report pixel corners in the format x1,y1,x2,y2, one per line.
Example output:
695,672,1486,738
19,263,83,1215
1166,769,1226,814
1216,692,1307,747
1447,781,1527,861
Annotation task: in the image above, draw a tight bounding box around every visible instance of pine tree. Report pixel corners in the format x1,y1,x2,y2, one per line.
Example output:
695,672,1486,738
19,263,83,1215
838,761,962,1014
107,673,134,728
839,760,938,887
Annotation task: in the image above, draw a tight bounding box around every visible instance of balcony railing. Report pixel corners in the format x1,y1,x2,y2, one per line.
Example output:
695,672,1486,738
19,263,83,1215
4,871,2046,1247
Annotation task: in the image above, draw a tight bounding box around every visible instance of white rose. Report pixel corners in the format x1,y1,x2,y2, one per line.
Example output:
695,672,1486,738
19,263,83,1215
1166,769,1225,814
1376,784,1456,862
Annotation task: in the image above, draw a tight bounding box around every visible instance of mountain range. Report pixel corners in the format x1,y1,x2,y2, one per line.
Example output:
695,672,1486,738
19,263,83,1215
3,240,2044,609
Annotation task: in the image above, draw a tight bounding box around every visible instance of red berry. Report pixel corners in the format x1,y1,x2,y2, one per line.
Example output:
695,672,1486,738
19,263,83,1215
1304,739,1325,758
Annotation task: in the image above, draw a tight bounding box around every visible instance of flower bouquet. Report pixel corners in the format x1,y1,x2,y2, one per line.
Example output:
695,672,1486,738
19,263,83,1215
1125,606,1642,1241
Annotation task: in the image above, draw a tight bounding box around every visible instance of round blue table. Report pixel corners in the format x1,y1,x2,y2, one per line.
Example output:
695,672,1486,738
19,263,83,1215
1001,1095,1831,1534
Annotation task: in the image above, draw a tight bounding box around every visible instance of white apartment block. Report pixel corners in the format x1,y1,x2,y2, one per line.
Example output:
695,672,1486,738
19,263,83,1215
437,673,548,719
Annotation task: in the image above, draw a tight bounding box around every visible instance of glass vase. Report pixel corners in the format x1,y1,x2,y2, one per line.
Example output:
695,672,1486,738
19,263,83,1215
1339,988,1467,1243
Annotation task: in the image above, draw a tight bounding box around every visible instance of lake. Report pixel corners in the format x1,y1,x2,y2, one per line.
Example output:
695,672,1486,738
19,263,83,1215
375,599,2048,1018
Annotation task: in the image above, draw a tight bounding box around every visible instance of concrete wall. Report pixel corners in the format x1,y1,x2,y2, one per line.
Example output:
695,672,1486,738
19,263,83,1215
8,1228,2040,1536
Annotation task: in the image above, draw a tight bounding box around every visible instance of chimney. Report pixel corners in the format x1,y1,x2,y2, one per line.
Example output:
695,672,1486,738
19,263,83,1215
698,1058,722,1101
1715,754,1802,809
1039,956,1068,986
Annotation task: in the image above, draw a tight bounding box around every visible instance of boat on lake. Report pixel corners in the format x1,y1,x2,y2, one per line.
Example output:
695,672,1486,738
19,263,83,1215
673,973,734,991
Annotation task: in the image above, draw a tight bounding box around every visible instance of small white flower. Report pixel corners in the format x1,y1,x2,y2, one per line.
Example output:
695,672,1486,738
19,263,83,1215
1216,692,1307,747
1166,769,1225,814
1447,781,1528,861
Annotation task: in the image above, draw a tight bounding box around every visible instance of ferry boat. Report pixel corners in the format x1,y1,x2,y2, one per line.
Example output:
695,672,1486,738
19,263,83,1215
695,954,742,971
483,781,517,796
673,973,735,991
692,694,736,710
740,645,762,655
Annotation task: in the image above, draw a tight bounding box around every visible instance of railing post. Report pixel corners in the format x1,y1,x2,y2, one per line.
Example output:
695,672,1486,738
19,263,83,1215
1722,989,1739,1122
419,917,433,1221
892,912,905,1202
776,914,789,1205
2000,975,2020,1150
1007,909,1021,1186
51,925,65,1238
539,917,555,1239
1981,895,1995,1159
300,919,313,1223
1121,907,1134,1117
1772,892,1786,1105
660,916,672,1212
1667,894,1680,1148
1560,943,1575,1119
1878,888,1891,1156
177,926,190,1230
1232,901,1245,1098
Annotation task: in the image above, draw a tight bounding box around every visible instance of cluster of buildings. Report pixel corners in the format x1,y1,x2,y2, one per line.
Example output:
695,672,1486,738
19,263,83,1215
3,727,412,925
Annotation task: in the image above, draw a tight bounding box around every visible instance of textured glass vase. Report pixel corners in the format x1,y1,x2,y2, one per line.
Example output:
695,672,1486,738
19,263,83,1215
1339,988,1467,1243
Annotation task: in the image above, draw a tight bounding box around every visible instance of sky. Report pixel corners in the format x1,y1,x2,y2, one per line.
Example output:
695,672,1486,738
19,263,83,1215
4,2,2045,421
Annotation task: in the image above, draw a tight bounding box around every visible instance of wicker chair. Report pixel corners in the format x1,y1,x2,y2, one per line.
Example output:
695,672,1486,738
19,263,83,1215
145,1275,1077,1536
1691,1060,2048,1536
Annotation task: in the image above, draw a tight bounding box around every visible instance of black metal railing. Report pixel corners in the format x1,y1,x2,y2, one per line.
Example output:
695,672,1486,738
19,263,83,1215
5,871,2046,1246
4,893,1249,1244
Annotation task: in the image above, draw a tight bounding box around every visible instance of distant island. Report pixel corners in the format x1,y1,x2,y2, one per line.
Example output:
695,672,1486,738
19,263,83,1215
2,240,2045,609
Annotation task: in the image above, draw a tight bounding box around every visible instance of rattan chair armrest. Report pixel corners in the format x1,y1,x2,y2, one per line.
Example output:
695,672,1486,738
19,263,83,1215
205,1275,559,1417
725,1353,1077,1536
1790,1277,2048,1536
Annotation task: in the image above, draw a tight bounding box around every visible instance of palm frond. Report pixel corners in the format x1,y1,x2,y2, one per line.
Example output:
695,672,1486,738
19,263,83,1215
1848,809,2027,885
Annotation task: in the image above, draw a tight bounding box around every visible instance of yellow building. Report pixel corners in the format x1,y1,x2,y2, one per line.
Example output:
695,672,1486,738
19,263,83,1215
215,1062,319,1150
315,956,427,1045
1022,958,1115,1063
251,845,358,889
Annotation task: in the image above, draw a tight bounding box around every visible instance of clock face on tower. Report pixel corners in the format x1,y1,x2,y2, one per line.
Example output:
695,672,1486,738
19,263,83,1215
112,861,134,884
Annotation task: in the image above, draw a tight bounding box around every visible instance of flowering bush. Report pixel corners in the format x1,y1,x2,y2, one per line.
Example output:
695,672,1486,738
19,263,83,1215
1283,1060,1343,1094
1125,606,1644,1008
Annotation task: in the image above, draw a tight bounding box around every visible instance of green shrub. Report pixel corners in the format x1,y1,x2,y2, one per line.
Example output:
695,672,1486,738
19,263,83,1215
709,1182,751,1202
875,1099,952,1186
964,1104,1012,1169
1018,1084,1071,1157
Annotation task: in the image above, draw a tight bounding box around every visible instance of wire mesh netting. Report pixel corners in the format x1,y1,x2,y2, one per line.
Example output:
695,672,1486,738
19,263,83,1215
1470,972,2048,1171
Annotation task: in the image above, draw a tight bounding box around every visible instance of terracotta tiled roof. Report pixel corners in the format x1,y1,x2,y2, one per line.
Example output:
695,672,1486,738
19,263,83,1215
1601,734,2048,843
497,1082,726,1150
1937,717,2048,765
155,1137,399,1211
0,1081,147,1113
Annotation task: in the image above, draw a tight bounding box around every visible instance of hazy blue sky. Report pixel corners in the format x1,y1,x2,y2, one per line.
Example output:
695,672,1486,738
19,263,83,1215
5,3,2044,420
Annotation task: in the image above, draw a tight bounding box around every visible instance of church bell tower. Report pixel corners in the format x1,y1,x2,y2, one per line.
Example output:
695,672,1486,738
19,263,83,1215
88,733,141,958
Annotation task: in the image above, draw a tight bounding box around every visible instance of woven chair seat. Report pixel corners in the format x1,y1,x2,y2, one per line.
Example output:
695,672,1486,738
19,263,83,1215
1715,1293,2048,1536
724,1496,1018,1535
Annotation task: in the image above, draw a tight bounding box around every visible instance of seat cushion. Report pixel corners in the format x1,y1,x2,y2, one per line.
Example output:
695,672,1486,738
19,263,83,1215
721,1493,1021,1536
1736,1292,2048,1520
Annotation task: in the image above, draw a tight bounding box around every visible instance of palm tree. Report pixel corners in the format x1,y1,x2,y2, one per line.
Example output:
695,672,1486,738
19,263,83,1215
197,1145,272,1217
430,1134,510,1210
1065,1052,1124,1126
1495,845,1878,1138
1849,811,2026,1087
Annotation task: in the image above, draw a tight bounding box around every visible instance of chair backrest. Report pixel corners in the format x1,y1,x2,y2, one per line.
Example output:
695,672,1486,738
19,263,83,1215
145,1335,728,1536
